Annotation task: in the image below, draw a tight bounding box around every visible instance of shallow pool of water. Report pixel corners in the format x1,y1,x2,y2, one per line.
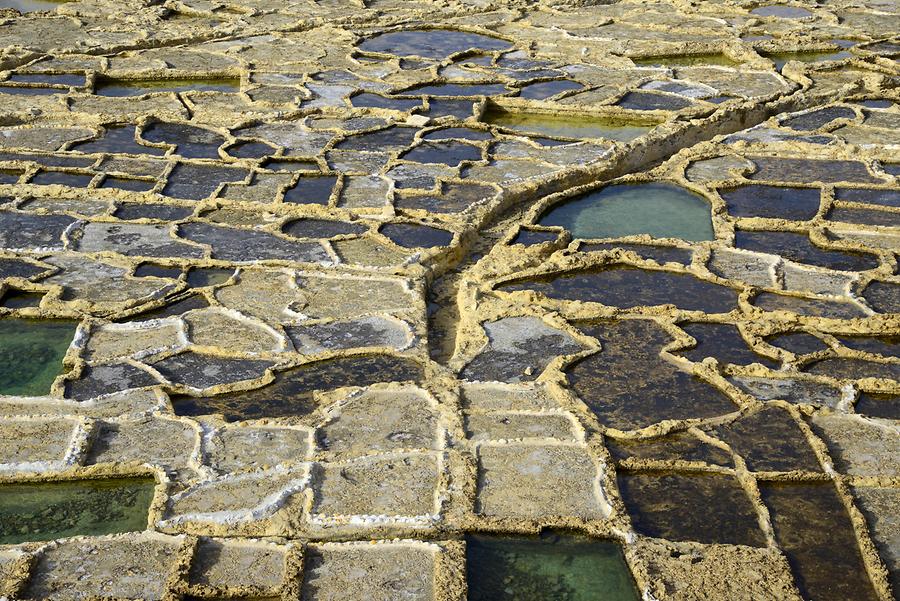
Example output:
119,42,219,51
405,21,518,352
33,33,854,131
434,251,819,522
1,0,68,12
0,477,155,544
632,53,740,67
618,471,766,546
484,108,655,142
753,292,869,320
855,391,899,420
517,79,583,100
0,289,44,309
283,175,338,205
466,532,639,601
764,50,853,71
0,318,77,396
608,431,734,467
399,82,508,97
735,230,879,271
71,125,166,156
760,481,880,601
751,5,813,18
95,78,240,97
186,267,234,288
539,183,714,240
358,29,512,60
711,406,822,472
676,322,779,367
749,157,879,185
141,121,226,160
499,265,739,313
567,320,737,430
718,184,821,220
172,354,423,421
30,170,94,187
380,222,454,248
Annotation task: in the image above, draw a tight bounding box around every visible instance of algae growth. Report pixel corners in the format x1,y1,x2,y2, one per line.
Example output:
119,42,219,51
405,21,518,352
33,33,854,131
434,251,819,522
0,318,76,396
0,477,156,544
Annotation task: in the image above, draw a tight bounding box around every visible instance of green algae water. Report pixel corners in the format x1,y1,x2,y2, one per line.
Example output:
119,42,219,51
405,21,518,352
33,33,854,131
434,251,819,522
632,53,740,67
0,478,155,544
539,182,714,241
466,532,639,601
0,318,77,396
483,108,656,142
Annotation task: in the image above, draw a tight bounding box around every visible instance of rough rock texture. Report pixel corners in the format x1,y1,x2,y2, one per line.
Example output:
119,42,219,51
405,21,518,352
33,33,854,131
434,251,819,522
0,0,898,599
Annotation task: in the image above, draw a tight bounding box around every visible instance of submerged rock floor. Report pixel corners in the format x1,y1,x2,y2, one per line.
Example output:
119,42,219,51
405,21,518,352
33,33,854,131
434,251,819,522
0,0,898,599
